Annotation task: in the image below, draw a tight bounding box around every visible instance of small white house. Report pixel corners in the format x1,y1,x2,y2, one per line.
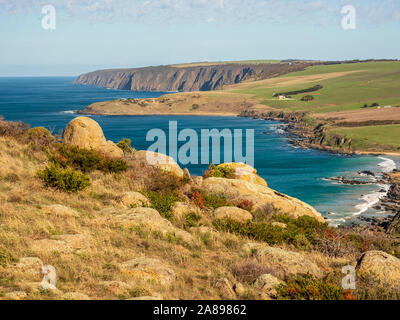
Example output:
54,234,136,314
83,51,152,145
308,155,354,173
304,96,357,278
278,95,287,100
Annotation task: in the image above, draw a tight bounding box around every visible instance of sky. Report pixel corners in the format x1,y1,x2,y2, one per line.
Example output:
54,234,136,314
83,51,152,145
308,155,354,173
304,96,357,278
0,0,399,76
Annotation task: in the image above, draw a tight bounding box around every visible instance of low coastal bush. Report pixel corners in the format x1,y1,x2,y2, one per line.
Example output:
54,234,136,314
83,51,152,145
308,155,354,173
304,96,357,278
0,117,29,138
117,138,133,154
191,189,231,209
145,190,179,220
203,164,235,179
301,95,314,102
213,214,328,249
231,259,276,284
50,145,128,174
276,274,351,300
38,163,91,192
184,212,202,227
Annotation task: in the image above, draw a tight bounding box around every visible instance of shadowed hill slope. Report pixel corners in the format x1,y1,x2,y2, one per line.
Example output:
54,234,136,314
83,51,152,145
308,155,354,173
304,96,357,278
74,63,311,92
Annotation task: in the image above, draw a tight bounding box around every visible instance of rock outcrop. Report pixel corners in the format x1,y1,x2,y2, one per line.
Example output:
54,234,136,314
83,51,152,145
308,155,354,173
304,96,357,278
253,274,283,298
132,150,184,178
74,63,310,92
109,207,194,245
62,116,123,158
356,250,400,287
215,163,268,187
243,243,323,279
202,177,324,222
117,192,151,208
119,257,176,286
213,206,253,223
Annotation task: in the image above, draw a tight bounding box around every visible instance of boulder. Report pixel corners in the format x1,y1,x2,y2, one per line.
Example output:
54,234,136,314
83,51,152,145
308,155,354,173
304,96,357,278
100,281,131,295
132,150,183,178
243,243,323,279
3,291,27,300
233,282,246,296
214,206,252,223
51,234,88,250
14,257,43,278
253,274,283,297
172,202,201,219
127,296,163,300
202,177,324,223
42,204,79,218
117,192,151,208
214,278,236,299
111,207,194,245
31,239,72,254
61,292,91,300
356,250,400,286
119,257,176,286
62,117,123,159
215,163,268,187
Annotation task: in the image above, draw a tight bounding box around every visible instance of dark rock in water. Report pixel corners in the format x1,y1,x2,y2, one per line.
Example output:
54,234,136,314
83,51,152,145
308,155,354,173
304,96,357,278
329,176,372,185
359,170,375,177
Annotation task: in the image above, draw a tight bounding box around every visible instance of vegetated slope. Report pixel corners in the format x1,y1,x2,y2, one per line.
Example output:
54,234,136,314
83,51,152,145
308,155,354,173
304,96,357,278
74,62,311,92
230,61,400,153
0,119,400,300
0,117,400,300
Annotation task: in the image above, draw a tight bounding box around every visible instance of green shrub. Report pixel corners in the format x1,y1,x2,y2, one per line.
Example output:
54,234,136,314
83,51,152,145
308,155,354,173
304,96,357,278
117,138,133,154
201,191,231,209
38,164,91,192
213,214,328,249
145,190,179,220
301,95,314,102
203,164,235,179
50,145,128,174
102,158,128,174
276,274,347,300
185,212,202,227
51,145,101,172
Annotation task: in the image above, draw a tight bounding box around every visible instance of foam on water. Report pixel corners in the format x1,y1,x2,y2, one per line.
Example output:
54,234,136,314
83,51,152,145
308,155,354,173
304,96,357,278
377,156,396,173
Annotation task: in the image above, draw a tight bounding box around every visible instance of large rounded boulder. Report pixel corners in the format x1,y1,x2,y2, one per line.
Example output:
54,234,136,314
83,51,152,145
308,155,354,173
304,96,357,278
356,250,400,287
63,117,123,158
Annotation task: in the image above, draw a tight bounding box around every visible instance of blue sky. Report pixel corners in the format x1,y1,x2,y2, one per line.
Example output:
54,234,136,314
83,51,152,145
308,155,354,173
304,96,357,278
0,0,399,76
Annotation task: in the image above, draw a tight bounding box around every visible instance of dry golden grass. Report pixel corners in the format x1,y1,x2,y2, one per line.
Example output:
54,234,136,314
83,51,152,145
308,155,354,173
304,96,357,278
0,135,398,300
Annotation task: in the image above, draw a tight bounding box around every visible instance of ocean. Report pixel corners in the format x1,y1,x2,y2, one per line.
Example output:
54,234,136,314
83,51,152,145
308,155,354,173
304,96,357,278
0,76,398,225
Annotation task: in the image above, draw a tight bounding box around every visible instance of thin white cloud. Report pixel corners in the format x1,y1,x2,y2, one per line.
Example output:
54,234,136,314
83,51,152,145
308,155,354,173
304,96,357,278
0,0,398,25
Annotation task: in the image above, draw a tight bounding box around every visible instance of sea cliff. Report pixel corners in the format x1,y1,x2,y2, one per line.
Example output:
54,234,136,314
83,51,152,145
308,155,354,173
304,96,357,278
74,62,310,92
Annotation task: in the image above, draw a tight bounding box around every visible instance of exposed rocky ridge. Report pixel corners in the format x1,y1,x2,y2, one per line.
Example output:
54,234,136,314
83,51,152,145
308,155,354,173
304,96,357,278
74,63,310,92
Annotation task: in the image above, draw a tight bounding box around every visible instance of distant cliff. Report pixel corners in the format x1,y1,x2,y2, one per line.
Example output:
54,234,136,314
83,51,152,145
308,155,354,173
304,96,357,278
74,63,310,92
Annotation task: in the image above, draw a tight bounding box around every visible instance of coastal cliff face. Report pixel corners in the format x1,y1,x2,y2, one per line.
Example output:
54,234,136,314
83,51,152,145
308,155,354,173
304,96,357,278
74,63,310,92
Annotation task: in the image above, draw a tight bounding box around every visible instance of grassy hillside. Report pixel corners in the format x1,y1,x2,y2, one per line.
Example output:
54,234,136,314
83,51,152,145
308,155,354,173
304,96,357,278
225,61,400,153
229,61,400,113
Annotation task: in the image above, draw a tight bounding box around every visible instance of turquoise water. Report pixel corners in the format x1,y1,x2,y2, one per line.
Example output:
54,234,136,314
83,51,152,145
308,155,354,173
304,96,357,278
0,77,397,224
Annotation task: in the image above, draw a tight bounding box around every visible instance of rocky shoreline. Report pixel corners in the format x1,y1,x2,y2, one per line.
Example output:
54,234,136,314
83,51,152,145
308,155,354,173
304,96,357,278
239,109,400,232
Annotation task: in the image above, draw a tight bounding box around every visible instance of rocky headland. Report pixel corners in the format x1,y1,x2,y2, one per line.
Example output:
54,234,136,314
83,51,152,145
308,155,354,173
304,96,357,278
74,62,311,92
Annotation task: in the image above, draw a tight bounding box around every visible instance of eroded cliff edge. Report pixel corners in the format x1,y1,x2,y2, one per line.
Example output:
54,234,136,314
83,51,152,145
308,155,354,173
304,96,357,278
74,62,310,92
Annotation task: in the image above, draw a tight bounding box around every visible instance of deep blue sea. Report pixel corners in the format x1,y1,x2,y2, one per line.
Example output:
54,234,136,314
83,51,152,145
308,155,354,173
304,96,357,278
0,77,398,225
